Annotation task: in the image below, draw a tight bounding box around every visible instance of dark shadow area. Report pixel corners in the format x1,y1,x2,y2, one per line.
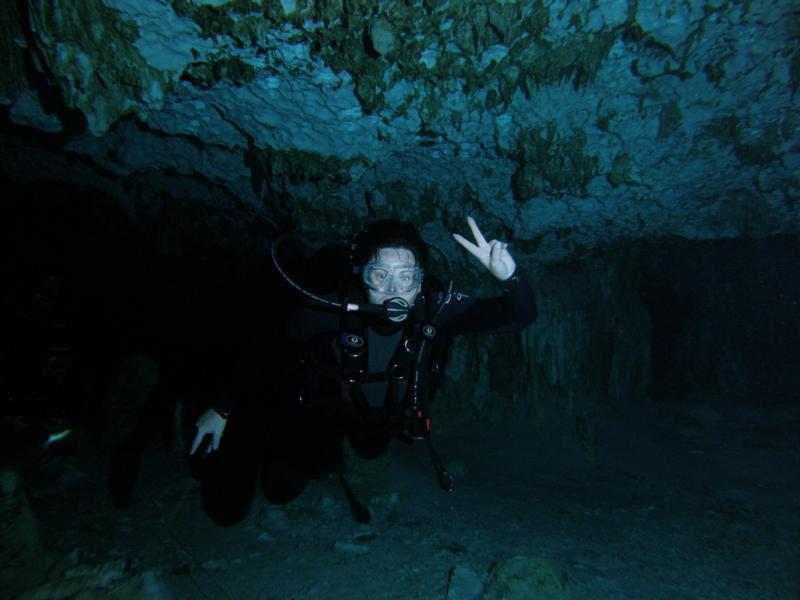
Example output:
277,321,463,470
640,235,800,405
0,176,295,498
0,177,373,527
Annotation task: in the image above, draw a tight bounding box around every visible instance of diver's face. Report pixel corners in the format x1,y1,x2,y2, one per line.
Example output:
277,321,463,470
362,247,422,310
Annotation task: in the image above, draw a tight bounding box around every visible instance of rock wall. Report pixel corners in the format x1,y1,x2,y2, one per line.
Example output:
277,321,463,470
433,248,651,426
642,235,800,404
1,0,798,264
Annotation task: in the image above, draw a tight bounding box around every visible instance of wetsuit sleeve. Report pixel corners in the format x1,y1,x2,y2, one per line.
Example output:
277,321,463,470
438,270,537,337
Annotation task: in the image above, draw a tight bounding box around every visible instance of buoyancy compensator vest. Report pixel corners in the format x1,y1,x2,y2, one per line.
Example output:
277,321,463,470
332,282,455,491
335,285,443,434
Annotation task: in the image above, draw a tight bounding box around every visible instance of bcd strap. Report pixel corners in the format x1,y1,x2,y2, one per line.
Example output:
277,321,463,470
330,291,444,432
411,322,437,340
339,293,368,382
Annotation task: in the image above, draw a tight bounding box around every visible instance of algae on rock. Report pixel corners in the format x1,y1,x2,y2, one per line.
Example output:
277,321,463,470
511,122,599,201
27,0,170,134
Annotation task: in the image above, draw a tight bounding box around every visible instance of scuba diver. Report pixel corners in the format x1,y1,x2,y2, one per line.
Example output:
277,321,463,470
189,216,537,525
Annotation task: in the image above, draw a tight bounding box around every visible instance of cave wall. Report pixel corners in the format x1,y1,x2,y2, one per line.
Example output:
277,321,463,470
641,235,800,404
3,177,657,428
432,248,651,426
5,177,797,432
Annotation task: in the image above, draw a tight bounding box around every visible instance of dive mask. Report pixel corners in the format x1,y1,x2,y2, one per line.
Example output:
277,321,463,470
361,263,424,294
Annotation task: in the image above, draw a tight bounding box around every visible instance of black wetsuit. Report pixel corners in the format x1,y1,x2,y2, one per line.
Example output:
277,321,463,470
197,272,536,525
287,273,537,427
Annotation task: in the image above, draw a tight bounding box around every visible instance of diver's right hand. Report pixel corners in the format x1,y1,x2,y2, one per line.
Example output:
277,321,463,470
190,408,228,455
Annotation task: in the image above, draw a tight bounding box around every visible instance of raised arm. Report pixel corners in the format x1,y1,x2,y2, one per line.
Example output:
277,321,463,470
442,217,537,336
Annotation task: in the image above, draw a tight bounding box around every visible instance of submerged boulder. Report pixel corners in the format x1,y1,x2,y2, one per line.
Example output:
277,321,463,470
480,554,569,600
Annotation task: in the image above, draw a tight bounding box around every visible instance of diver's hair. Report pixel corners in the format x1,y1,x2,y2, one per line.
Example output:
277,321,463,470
352,219,429,266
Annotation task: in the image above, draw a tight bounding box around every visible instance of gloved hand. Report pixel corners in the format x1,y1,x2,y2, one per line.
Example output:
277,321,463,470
190,408,228,455
452,216,517,281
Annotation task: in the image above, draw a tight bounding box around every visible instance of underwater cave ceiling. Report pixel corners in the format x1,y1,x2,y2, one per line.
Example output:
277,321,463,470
0,0,798,263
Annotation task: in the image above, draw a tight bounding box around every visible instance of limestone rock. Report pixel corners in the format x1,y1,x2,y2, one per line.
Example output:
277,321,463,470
368,19,395,56
0,0,797,282
480,554,569,600
9,90,63,132
444,564,484,600
27,0,169,135
0,470,64,598
17,565,171,600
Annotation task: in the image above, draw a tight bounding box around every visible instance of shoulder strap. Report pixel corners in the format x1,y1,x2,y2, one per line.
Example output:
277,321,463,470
338,284,368,382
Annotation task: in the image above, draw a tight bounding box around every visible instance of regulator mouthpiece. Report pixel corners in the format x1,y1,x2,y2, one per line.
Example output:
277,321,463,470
343,297,409,321
384,297,410,322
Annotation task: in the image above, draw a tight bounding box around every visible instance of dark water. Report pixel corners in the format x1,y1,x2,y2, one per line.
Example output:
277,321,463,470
1,181,798,599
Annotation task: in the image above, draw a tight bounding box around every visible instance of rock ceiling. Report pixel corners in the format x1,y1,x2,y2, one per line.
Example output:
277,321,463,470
1,0,798,262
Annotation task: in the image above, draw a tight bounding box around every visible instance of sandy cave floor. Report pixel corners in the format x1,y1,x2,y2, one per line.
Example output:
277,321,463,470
17,396,800,600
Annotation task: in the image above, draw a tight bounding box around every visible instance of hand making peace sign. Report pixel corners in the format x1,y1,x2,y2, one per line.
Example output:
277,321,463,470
452,216,517,281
